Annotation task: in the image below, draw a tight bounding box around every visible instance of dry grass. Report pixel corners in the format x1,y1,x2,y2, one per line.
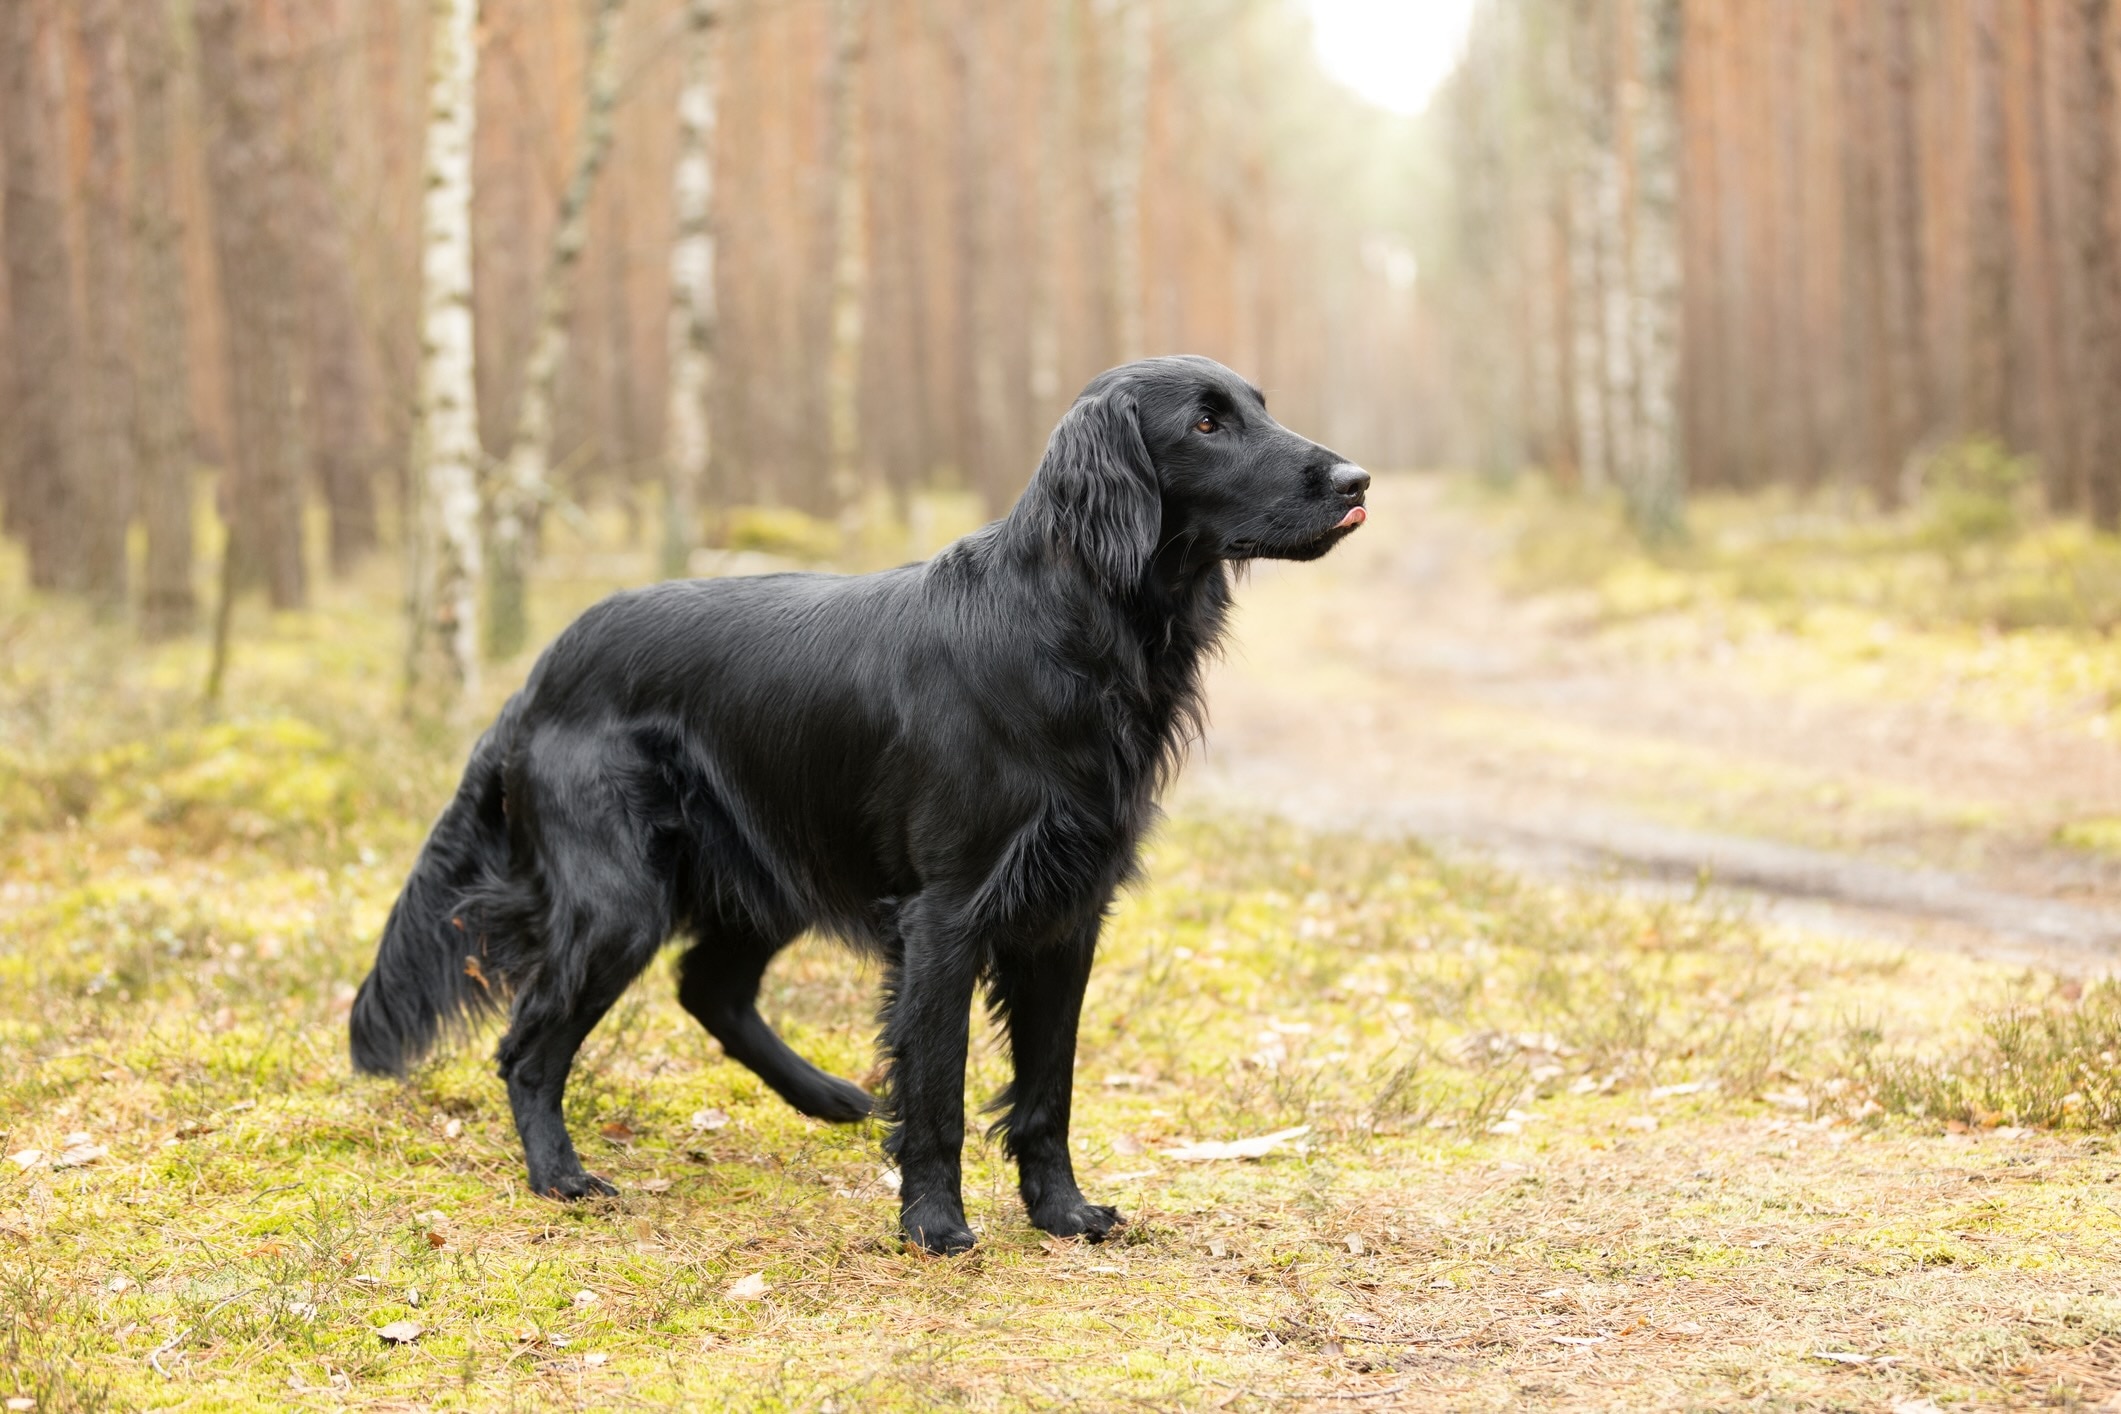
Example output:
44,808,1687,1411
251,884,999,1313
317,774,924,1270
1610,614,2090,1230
2,533,2119,1411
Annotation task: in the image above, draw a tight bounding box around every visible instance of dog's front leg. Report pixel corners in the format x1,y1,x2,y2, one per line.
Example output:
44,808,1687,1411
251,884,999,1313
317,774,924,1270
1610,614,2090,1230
885,899,980,1255
990,922,1121,1241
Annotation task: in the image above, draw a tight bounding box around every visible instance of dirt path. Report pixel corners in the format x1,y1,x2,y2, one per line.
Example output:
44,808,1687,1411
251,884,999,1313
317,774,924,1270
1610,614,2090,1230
1177,474,2121,973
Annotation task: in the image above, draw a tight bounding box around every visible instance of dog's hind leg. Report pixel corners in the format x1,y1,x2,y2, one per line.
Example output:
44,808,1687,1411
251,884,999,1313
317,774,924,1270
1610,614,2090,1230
988,918,1121,1241
676,920,874,1123
494,736,670,1201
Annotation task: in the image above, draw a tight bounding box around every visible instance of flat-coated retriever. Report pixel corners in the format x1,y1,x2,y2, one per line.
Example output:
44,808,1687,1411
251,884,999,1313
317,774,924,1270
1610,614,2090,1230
350,355,1368,1253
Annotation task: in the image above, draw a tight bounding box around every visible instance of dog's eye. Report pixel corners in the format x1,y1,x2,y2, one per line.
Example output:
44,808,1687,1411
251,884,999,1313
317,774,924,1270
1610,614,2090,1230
1193,416,1220,434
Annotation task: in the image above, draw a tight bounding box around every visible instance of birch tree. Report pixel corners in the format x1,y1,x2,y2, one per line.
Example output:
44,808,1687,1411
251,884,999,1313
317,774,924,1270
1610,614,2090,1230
824,0,870,515
407,0,484,713
1623,0,1684,541
1566,0,1613,493
661,0,719,580
486,0,627,661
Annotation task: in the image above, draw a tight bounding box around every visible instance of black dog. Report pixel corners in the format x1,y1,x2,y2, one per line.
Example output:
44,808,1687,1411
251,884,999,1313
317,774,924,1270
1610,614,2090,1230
350,355,1368,1253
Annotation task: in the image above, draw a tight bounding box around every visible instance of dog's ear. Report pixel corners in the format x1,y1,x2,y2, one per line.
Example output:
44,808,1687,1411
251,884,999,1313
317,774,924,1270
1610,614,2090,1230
1030,389,1160,589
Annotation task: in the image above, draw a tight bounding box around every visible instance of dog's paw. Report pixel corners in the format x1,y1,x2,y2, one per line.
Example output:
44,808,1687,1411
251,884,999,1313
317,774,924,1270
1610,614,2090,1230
1032,1200,1124,1243
900,1197,976,1255
802,1074,876,1124
535,1170,619,1201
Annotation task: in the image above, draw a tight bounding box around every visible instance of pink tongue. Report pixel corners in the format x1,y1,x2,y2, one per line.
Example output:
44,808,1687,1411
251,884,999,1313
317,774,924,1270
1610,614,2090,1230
1336,506,1367,529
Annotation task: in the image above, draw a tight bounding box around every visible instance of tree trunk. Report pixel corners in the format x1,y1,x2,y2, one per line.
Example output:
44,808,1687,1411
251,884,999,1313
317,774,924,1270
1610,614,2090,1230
131,0,196,638
195,0,309,611
661,0,719,580
0,0,87,593
1624,0,1684,541
1028,0,1076,441
486,0,627,661
824,0,869,515
294,1,379,578
79,0,138,610
1566,0,1612,494
406,0,483,714
947,11,1004,506
1098,0,1151,364
1966,0,2013,439
2071,0,2121,526
1876,0,1930,506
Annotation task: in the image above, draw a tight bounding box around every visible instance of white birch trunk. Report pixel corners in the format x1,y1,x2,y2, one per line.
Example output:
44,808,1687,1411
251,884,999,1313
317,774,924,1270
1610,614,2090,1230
486,0,627,658
1596,136,1636,498
825,0,868,513
1098,0,1151,363
661,0,719,579
1566,1,1610,493
407,0,483,713
1625,0,1684,540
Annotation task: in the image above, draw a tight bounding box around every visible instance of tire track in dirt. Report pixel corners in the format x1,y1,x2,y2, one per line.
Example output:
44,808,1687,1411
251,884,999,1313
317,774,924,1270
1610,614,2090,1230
1177,475,2121,974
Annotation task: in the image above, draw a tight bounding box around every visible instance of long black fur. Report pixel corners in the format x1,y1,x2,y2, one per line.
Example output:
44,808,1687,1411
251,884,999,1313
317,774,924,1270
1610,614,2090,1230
350,356,1369,1253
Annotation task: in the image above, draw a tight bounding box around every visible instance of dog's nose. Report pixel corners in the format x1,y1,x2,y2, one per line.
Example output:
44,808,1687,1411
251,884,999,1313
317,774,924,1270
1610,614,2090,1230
1330,463,1370,501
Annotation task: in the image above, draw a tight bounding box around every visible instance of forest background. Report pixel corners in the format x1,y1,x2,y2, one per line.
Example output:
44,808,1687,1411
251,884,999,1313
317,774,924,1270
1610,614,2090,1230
6,1,2121,1409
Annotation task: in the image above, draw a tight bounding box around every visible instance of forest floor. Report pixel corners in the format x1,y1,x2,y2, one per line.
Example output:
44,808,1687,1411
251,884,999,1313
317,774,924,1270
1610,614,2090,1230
3,482,2119,1412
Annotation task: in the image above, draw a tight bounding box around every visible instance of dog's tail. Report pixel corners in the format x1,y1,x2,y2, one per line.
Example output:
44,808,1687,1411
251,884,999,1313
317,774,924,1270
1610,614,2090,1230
350,699,523,1077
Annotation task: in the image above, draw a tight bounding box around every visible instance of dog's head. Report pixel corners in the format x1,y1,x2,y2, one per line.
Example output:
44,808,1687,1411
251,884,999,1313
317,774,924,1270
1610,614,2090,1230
1025,355,1368,588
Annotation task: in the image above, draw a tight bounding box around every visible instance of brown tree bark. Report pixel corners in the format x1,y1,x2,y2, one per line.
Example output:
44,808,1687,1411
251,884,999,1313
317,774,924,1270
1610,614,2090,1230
0,0,87,592
79,0,139,609
195,0,310,609
2069,0,2121,525
1966,0,2014,439
131,0,197,638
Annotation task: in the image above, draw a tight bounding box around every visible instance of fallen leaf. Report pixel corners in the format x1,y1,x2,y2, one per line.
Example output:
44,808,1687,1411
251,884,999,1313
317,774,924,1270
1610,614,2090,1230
1321,1339,1344,1357
442,1118,463,1140
1892,1401,1944,1414
1343,1234,1365,1255
1552,1335,1606,1347
689,1108,730,1131
725,1271,768,1301
8,1150,43,1172
376,1320,423,1344
5,1398,33,1412
106,1275,133,1294
1487,1120,1523,1136
425,1230,446,1249
638,1178,673,1193
55,1144,107,1168
1163,1126,1310,1162
598,1121,635,1143
1761,1090,1811,1112
1650,1080,1718,1099
288,1301,318,1320
1624,1116,1659,1133
1207,1240,1228,1258
1110,1135,1144,1156
581,1352,608,1367
571,1290,599,1308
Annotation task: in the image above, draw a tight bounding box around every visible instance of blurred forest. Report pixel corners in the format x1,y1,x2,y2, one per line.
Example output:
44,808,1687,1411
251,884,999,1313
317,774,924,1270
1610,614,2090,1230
1432,0,2121,541
0,0,1429,708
